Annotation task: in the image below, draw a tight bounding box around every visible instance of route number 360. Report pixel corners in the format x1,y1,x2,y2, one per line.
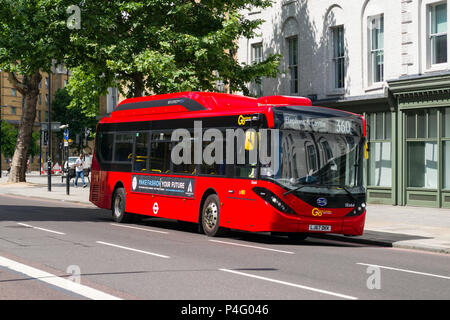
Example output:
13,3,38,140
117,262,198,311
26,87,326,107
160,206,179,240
336,120,352,134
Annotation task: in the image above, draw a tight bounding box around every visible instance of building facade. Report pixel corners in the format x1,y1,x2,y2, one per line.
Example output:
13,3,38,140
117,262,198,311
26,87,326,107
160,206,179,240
0,68,70,171
237,0,450,207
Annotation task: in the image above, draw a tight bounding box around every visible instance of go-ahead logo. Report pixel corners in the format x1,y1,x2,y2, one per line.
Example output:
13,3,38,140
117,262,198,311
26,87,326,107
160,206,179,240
312,208,323,217
238,115,251,126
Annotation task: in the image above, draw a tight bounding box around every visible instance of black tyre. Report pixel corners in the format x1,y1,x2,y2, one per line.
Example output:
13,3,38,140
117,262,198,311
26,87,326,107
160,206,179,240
112,187,132,223
201,194,222,237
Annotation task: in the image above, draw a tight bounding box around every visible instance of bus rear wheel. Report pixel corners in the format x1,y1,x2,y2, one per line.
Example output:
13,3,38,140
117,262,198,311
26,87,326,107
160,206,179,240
201,194,222,237
112,187,132,223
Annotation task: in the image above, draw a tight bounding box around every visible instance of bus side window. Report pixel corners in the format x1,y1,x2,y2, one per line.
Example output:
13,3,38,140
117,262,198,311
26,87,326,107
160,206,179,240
98,133,114,162
134,132,149,172
149,132,171,173
200,135,225,176
114,133,133,162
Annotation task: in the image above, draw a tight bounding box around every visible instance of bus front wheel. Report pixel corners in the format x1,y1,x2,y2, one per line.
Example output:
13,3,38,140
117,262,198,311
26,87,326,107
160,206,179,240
112,187,132,223
201,194,222,237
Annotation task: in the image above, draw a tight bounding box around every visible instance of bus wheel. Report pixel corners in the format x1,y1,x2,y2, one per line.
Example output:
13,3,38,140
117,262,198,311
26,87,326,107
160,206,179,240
201,194,222,237
112,187,131,223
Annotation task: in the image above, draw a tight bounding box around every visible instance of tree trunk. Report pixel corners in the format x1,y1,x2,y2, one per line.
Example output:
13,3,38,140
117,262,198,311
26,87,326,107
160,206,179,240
132,72,144,97
8,71,41,183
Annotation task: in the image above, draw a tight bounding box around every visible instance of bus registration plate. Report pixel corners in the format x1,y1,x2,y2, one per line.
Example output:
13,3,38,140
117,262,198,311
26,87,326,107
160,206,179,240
308,225,331,232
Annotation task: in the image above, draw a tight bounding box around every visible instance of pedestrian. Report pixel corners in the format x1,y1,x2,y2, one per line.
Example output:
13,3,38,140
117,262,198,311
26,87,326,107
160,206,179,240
74,153,87,188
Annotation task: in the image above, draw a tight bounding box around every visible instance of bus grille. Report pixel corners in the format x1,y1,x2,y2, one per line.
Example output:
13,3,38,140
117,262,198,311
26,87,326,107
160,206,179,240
91,184,100,202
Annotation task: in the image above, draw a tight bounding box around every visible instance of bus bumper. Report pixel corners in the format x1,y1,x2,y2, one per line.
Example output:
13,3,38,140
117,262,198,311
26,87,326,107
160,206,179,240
271,210,366,236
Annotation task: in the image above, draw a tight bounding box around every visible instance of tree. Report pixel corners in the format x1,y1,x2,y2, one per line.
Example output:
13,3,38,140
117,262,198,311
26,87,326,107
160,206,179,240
0,120,17,159
0,0,68,182
52,87,97,152
0,121,38,162
64,0,281,110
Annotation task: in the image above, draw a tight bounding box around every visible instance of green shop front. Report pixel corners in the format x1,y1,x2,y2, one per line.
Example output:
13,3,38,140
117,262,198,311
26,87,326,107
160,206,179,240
315,72,450,208
389,73,450,208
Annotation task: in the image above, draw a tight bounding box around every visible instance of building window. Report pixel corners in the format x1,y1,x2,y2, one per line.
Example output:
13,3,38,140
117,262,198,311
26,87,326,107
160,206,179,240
38,94,42,105
11,88,17,97
332,26,345,89
406,109,438,189
11,107,17,115
45,77,49,89
287,36,298,94
45,94,49,106
251,43,263,97
429,2,447,65
369,15,384,84
45,111,49,122
367,112,392,187
442,108,450,189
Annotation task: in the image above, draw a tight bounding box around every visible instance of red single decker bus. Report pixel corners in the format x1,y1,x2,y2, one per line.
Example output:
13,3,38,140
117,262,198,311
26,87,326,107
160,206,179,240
90,92,367,240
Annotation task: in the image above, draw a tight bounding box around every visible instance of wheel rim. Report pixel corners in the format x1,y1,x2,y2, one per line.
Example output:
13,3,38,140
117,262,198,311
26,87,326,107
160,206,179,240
114,195,122,218
204,202,218,230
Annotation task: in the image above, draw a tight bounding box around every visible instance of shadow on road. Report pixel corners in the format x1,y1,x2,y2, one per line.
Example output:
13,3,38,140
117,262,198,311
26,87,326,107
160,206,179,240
0,200,433,250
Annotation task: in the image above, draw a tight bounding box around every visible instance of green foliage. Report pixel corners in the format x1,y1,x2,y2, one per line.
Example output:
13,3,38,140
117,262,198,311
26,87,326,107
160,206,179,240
0,121,39,159
0,0,67,74
0,121,17,159
64,0,281,98
52,87,98,150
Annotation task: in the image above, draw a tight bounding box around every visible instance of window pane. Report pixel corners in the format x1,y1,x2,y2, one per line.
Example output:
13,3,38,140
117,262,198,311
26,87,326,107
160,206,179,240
134,132,149,172
369,113,375,140
428,109,437,138
368,141,392,187
371,16,384,50
432,34,448,64
333,26,345,89
288,37,298,94
385,112,392,139
444,107,450,137
114,133,133,162
444,141,450,189
431,4,447,64
407,141,438,188
376,112,384,140
432,3,447,34
417,111,426,138
98,133,114,162
149,141,171,173
406,112,416,138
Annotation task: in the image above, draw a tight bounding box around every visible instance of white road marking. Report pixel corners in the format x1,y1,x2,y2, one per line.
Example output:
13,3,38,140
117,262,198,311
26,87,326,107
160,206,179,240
357,263,450,280
209,239,295,254
96,241,170,259
17,223,66,235
0,255,121,300
110,223,169,234
220,268,358,300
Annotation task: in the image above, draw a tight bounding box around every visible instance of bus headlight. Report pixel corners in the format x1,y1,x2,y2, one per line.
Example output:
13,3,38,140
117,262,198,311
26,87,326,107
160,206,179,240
346,202,366,217
252,187,296,215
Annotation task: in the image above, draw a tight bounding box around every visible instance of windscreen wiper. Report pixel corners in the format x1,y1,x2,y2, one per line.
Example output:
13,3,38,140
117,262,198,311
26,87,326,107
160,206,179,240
283,184,306,196
283,182,358,203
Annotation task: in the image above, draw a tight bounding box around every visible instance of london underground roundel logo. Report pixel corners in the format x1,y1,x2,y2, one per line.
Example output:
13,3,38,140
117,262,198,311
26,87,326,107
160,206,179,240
317,197,327,207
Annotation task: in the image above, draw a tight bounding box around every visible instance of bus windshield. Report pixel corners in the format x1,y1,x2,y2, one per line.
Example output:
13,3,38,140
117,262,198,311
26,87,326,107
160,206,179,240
261,132,364,194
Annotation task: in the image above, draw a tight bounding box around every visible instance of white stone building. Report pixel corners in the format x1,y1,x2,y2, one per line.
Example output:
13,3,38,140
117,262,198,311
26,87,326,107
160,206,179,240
237,0,450,208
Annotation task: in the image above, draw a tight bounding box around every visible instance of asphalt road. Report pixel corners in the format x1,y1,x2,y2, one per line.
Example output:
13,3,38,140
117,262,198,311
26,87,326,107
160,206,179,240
0,194,449,302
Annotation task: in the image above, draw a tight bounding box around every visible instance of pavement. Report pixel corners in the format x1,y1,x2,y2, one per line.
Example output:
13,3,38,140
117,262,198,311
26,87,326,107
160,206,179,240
1,171,450,255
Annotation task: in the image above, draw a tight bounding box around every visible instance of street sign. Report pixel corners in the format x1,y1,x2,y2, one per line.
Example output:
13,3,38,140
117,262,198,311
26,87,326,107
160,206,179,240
64,128,69,142
41,122,61,132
